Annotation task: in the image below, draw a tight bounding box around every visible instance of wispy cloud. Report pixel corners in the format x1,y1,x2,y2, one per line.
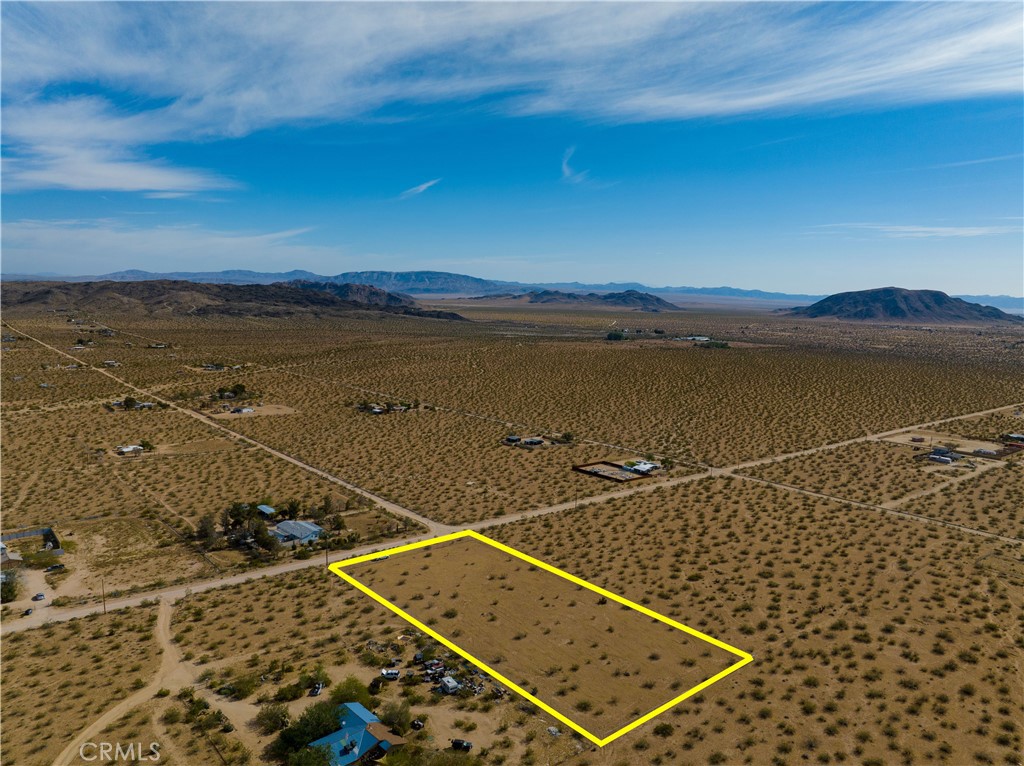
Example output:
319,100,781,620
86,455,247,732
398,178,441,200
0,218,346,275
560,147,589,184
815,222,1022,239
926,153,1024,170
2,3,1021,192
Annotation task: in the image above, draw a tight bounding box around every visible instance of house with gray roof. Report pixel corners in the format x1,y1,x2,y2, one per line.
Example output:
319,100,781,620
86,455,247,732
271,520,324,546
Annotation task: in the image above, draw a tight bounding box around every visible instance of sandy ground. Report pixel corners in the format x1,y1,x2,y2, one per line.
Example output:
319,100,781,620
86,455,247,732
348,537,741,740
156,438,236,455
881,428,1007,454
5,567,48,614
209,404,296,419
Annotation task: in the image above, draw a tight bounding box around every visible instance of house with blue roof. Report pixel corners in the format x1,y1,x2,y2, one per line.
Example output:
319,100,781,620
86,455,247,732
309,703,405,765
271,519,324,546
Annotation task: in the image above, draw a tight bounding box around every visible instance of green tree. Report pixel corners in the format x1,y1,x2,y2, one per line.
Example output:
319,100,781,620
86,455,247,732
276,702,340,752
282,499,302,520
0,571,21,603
286,746,331,766
298,664,331,690
329,676,374,710
197,514,219,549
254,703,290,735
606,331,624,341
253,520,281,554
223,502,258,535
380,700,412,734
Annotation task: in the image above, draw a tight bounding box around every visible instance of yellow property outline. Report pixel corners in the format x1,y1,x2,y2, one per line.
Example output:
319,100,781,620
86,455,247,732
329,529,753,747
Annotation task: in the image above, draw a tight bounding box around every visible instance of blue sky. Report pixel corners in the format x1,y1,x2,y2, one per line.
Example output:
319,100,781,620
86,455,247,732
2,2,1022,295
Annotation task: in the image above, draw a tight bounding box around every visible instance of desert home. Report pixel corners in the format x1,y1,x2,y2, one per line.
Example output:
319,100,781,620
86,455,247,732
271,519,323,546
308,702,405,765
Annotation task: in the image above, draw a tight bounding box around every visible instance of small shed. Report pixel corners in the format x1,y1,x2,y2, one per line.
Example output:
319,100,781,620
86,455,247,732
257,505,277,519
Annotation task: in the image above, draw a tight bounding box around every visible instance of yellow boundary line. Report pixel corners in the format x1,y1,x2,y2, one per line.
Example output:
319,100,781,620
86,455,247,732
329,530,753,747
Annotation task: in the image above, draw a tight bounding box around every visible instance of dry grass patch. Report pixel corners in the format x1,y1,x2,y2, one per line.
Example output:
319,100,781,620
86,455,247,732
485,477,1023,765
739,441,961,505
226,384,627,524
945,409,1024,442
61,517,214,598
0,606,161,766
346,536,742,740
310,338,1022,466
0,396,365,535
898,462,1024,540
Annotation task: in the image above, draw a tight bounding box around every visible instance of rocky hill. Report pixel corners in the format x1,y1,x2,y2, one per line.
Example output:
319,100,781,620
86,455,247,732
0,280,465,320
481,289,681,311
285,280,415,307
789,287,1021,323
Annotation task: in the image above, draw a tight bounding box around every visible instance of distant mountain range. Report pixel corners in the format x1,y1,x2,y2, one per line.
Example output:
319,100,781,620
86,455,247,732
2,268,1021,312
0,280,466,321
789,287,1022,324
476,289,681,311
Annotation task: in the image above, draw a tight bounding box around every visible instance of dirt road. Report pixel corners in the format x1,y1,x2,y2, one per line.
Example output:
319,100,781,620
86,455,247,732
50,600,189,765
3,319,1021,639
2,323,452,538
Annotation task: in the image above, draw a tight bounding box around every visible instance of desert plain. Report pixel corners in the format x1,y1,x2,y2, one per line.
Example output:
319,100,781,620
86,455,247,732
1,298,1022,766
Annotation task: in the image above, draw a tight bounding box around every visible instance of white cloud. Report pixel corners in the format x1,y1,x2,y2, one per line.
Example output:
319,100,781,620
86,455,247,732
815,222,1023,239
0,219,348,275
3,145,238,194
2,3,1021,192
398,178,441,200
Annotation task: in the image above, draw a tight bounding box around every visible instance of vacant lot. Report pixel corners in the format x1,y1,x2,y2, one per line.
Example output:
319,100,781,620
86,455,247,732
58,517,215,599
898,462,1024,540
485,477,1023,766
0,606,161,766
344,535,744,740
738,440,964,506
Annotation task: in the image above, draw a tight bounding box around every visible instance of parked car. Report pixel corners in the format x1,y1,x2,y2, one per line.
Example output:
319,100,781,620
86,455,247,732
31,593,45,601
450,739,473,752
411,720,424,731
44,564,65,573
380,669,401,680
309,682,324,697
22,608,33,617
